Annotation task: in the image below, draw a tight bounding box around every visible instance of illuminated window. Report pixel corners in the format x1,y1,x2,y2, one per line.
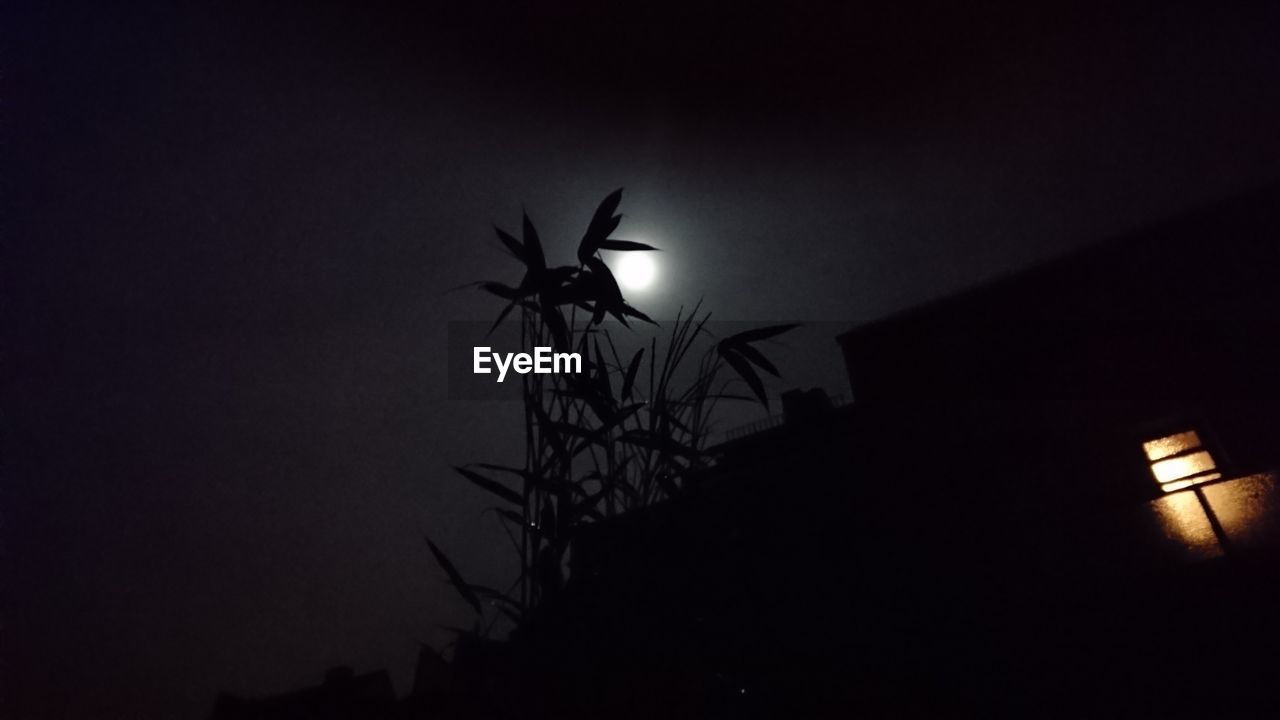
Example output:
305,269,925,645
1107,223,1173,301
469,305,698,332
1142,430,1222,493
1141,430,1280,559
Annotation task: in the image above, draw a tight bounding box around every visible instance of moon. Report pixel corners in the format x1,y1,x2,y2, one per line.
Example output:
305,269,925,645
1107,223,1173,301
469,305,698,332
614,252,657,291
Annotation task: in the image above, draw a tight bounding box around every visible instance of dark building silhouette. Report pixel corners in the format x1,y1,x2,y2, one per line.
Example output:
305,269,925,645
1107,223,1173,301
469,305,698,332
534,186,1280,718
214,186,1280,718
210,666,396,720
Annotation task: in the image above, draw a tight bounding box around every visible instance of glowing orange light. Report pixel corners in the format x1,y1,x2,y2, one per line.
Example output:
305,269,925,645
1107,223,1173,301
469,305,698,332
1151,451,1217,483
1160,473,1222,493
1143,431,1202,462
1149,489,1222,559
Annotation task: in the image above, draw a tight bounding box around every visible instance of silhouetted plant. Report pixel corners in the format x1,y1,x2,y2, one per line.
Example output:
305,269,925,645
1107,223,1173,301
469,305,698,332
429,189,796,634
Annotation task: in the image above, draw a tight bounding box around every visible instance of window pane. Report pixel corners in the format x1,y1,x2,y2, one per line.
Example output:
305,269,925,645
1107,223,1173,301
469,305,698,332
1160,473,1222,493
1147,491,1223,561
1151,451,1217,483
1143,431,1202,461
1202,473,1280,550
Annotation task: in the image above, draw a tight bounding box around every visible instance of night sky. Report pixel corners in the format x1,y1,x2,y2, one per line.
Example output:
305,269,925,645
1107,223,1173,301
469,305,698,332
7,1,1280,717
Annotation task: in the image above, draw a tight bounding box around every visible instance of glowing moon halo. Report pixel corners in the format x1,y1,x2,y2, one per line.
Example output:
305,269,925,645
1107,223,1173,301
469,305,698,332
613,251,657,291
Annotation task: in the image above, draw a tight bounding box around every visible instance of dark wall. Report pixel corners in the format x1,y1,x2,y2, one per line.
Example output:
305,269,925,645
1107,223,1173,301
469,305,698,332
536,188,1280,717
839,186,1280,504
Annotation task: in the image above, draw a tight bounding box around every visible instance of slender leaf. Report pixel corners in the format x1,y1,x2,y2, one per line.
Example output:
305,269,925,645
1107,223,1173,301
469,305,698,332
621,347,644,400
723,322,801,345
733,342,780,377
620,303,657,325
453,465,523,506
496,508,544,541
598,239,658,252
541,299,570,351
474,463,529,479
488,298,537,336
720,348,769,407
480,282,526,301
425,537,482,615
593,339,613,406
522,211,546,272
578,188,624,264
494,225,524,263
584,257,623,303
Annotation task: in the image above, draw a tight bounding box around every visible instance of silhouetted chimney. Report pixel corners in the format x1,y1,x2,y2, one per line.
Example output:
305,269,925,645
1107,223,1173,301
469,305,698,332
781,388,833,424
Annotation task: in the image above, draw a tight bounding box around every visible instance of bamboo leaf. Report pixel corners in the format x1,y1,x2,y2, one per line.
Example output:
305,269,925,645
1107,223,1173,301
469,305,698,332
720,348,769,407
600,403,645,435
733,342,780,377
723,322,801,345
494,225,524,264
620,303,657,325
584,257,624,304
593,339,613,406
480,282,527,301
594,188,623,225
496,508,527,527
474,463,528,478
540,299,570,352
478,464,573,495
578,188,624,264
654,405,694,435
621,348,644,400
453,465,523,506
425,537,482,615
488,298,536,336
598,239,658,252
475,464,561,494
496,509,546,541
522,211,546,272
